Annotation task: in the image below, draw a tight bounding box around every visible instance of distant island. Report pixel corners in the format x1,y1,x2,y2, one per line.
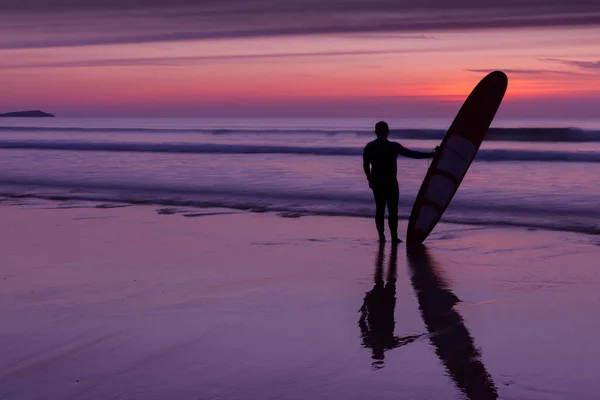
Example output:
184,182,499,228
0,110,55,117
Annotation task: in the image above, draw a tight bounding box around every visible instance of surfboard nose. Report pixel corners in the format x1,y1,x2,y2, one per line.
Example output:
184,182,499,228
489,70,508,86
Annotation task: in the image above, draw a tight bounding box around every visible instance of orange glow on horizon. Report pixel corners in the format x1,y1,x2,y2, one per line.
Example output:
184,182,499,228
1,27,600,116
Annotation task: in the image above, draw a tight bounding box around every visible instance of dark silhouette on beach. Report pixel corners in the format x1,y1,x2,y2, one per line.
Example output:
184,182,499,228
363,121,437,243
406,244,498,399
359,243,423,369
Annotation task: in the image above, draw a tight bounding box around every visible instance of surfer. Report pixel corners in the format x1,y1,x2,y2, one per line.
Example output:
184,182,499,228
363,121,437,243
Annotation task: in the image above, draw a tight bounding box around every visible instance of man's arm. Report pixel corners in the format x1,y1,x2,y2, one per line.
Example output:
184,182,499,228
363,145,372,185
395,143,435,159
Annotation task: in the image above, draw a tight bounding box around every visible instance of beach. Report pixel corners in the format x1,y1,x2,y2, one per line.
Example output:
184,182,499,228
1,199,599,400
4,1,600,398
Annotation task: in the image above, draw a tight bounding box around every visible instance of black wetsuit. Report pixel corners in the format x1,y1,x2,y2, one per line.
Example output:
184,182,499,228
363,137,432,239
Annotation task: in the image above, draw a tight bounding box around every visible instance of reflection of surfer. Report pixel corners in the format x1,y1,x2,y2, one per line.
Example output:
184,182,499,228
363,121,438,243
406,245,498,399
359,243,423,369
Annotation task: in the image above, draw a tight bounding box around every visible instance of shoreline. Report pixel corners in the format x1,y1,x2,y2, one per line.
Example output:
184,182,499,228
1,194,598,237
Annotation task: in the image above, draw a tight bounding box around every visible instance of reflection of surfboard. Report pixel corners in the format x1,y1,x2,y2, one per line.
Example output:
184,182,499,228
406,245,499,398
406,71,508,244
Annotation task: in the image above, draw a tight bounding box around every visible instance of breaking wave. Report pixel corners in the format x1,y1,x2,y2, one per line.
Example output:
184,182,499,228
0,140,598,162
1,126,599,142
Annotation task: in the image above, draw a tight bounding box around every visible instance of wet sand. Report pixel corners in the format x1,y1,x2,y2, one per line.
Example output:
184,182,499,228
1,200,599,400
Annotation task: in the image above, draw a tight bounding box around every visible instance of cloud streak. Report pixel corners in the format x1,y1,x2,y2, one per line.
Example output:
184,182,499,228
0,47,464,70
544,58,600,70
466,68,584,76
1,0,599,49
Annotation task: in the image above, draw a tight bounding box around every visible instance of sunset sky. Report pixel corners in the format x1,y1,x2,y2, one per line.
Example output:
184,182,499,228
1,0,599,118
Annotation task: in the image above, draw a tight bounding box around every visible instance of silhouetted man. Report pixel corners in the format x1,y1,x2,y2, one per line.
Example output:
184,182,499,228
363,121,437,243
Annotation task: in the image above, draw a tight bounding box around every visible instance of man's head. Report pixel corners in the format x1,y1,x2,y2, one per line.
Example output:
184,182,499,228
375,121,389,138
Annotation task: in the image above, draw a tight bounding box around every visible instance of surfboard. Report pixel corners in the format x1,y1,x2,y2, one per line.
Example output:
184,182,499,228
406,71,508,244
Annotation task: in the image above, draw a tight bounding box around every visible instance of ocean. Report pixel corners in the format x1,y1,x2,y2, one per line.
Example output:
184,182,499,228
0,117,598,235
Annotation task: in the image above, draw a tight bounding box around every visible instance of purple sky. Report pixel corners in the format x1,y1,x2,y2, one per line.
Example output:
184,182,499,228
1,0,599,117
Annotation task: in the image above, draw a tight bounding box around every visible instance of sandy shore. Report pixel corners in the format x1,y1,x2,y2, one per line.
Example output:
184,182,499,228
1,200,599,400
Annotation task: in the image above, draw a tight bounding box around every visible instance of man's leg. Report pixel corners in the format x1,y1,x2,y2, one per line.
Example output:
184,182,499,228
372,186,386,241
386,183,400,242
